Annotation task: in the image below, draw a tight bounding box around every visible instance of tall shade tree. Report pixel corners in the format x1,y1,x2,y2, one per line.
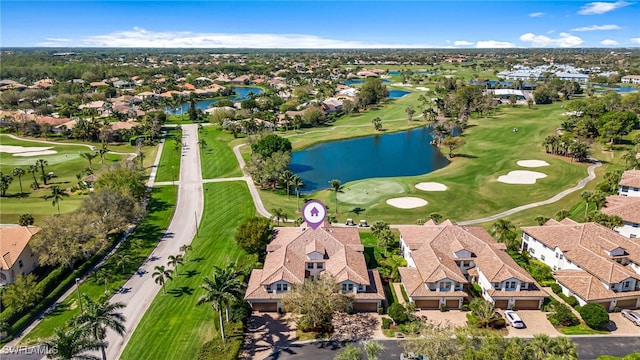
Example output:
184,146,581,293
441,136,466,158
80,189,142,239
73,294,126,360
42,327,103,360
292,175,305,211
167,254,184,276
28,164,40,188
46,185,69,215
12,167,25,195
152,265,173,295
329,179,343,215
0,172,12,197
80,152,98,170
36,158,48,185
196,266,245,340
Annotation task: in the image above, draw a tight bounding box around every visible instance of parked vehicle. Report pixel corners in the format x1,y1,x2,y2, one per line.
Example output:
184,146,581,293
345,218,355,226
621,309,640,326
504,310,525,328
400,352,426,360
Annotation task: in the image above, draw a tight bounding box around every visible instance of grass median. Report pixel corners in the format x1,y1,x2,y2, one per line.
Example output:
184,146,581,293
20,185,178,345
120,181,254,360
154,128,182,183
199,126,242,179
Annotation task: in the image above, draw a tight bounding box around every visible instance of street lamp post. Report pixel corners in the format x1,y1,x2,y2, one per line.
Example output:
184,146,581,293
75,278,83,313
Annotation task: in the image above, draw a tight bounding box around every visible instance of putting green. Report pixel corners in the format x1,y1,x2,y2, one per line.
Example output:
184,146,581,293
337,178,407,205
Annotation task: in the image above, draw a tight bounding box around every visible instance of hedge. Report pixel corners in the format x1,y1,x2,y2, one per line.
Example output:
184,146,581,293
579,303,610,330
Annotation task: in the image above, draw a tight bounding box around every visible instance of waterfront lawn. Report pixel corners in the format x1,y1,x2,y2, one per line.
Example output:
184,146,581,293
0,135,124,224
154,128,182,183
261,103,589,225
120,181,254,360
199,126,242,179
21,186,178,344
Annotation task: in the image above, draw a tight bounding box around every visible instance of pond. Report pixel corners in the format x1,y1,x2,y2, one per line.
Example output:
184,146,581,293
388,90,410,99
594,85,638,94
165,86,263,115
289,126,449,193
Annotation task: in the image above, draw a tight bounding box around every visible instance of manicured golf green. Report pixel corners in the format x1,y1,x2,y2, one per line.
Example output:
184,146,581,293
120,181,254,360
21,186,178,345
261,103,590,224
0,135,124,224
154,128,182,183
199,126,242,179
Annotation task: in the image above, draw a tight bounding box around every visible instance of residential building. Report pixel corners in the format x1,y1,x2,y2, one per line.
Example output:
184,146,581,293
398,220,546,310
244,223,385,312
0,225,40,285
618,170,640,197
621,75,640,85
521,219,640,310
602,196,640,238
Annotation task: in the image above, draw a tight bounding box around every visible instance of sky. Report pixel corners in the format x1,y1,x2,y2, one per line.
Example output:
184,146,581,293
1,1,639,48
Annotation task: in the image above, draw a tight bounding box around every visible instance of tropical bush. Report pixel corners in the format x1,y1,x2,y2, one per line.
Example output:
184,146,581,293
579,303,610,330
388,303,410,325
547,302,580,327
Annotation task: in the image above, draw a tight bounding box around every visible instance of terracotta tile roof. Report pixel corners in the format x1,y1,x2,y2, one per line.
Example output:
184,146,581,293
35,116,70,126
522,222,640,284
602,196,640,224
399,267,467,298
245,224,371,301
487,289,548,298
555,270,640,301
0,226,39,270
620,170,640,188
354,270,385,300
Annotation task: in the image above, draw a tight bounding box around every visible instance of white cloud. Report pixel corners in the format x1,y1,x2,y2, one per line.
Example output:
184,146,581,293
520,32,584,47
529,12,546,17
601,39,619,45
630,38,640,44
578,1,630,15
571,24,621,31
475,40,516,48
454,40,474,46
44,37,72,42
36,27,440,48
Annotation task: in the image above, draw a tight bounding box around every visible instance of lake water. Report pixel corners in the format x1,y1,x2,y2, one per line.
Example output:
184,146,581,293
388,90,410,99
594,85,638,94
165,87,263,115
290,126,449,193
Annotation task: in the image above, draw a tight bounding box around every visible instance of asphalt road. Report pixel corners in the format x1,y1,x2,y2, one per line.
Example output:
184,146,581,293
267,337,640,360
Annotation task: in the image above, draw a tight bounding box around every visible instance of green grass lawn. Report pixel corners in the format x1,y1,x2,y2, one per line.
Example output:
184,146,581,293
558,324,608,335
199,126,242,179
21,186,178,345
261,103,590,225
120,181,255,360
0,135,124,224
154,128,182,183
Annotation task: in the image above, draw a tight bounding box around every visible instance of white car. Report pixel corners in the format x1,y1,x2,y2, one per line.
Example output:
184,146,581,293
504,310,525,328
621,309,640,326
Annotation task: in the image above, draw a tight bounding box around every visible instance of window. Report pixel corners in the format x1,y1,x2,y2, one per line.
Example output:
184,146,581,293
18,260,23,268
266,285,271,291
541,255,546,261
282,284,288,291
494,283,500,289
506,281,517,289
317,262,323,269
306,263,313,270
342,283,354,292
529,248,535,255
623,281,631,289
440,282,451,291
462,261,469,267
631,234,637,238
559,254,564,260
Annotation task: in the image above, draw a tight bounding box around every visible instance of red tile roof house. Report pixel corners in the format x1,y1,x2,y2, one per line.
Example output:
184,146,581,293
602,195,640,238
398,220,546,310
618,170,640,197
0,225,40,286
521,218,640,310
244,223,385,313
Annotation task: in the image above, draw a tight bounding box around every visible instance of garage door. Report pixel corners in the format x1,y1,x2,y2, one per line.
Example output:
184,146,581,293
515,299,541,310
415,300,440,309
251,302,277,312
494,300,509,309
352,302,378,312
594,302,611,311
616,299,638,309
445,299,460,309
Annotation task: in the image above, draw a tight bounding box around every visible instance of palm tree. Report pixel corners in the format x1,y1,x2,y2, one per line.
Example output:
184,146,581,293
555,209,570,221
623,150,638,169
42,326,102,360
581,190,593,220
329,179,343,215
46,186,68,215
115,253,130,275
98,144,109,165
271,208,287,226
28,164,39,188
198,139,207,151
196,266,245,340
94,269,110,294
167,254,184,276
490,219,518,250
371,117,382,131
292,175,305,211
179,244,193,261
528,334,552,360
590,190,607,210
429,213,443,223
363,340,384,360
73,294,126,360
152,265,173,295
280,170,296,200
534,216,550,226
80,152,98,170
405,106,416,122
136,149,145,170
36,159,48,185
12,167,25,195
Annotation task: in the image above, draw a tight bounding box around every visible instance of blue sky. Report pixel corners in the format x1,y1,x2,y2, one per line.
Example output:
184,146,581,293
2,1,639,48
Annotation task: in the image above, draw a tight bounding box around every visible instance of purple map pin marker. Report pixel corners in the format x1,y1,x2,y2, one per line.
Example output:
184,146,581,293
302,200,327,230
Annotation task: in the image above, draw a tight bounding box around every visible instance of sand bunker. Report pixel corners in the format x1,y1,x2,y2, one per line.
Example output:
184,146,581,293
386,197,428,209
415,87,430,91
0,145,57,157
415,182,447,191
517,160,550,168
498,170,547,185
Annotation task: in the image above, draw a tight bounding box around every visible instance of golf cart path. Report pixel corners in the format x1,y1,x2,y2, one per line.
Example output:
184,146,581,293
104,124,204,359
232,143,272,219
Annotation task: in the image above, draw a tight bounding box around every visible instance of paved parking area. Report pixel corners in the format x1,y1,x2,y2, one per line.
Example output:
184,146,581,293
498,310,560,337
240,313,295,360
414,309,470,327
608,312,640,335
